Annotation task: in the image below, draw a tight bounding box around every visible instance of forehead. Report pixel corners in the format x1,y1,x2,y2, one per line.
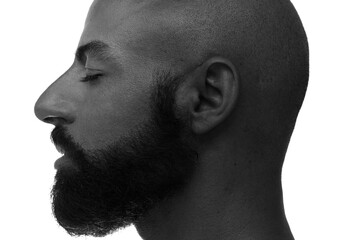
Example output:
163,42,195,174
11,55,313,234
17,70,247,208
79,0,198,68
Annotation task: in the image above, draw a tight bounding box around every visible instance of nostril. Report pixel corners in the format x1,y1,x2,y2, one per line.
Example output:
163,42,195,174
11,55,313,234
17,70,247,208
43,116,56,124
43,116,67,125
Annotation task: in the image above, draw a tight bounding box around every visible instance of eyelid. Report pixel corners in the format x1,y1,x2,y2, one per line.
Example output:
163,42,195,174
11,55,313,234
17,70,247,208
84,68,104,76
80,73,103,82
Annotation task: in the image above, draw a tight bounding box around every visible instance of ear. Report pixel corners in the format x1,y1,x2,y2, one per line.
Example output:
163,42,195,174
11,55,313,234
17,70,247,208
179,57,239,134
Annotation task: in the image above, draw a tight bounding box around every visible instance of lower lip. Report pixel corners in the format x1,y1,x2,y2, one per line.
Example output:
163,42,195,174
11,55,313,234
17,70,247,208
54,155,72,169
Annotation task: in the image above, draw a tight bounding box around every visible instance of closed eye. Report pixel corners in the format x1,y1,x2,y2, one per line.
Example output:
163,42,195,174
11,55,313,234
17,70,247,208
80,73,103,82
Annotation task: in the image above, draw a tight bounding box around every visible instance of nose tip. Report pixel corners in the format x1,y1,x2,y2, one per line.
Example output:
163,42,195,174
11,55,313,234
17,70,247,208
34,103,64,126
34,99,46,122
34,94,75,125
35,68,77,125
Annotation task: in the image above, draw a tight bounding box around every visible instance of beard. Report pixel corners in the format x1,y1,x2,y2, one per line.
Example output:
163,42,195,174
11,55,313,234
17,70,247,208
50,70,198,237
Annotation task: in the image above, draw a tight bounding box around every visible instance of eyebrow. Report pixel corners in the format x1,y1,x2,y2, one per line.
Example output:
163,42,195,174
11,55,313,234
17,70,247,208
75,40,117,65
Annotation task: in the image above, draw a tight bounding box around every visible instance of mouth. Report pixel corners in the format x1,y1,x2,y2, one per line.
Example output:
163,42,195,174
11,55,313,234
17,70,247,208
54,146,66,169
54,155,68,169
55,145,65,155
54,154,79,171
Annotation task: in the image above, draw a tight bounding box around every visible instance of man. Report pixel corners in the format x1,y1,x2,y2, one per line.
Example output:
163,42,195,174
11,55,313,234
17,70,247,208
34,0,309,239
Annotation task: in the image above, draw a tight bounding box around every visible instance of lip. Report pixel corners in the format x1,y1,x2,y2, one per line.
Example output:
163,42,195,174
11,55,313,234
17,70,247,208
55,145,65,155
54,155,64,169
54,154,79,171
54,155,73,169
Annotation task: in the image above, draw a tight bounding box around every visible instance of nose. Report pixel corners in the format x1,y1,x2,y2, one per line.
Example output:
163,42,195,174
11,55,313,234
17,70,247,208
34,73,76,125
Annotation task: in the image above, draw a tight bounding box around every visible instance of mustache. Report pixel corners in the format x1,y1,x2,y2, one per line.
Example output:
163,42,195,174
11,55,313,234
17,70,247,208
50,126,81,155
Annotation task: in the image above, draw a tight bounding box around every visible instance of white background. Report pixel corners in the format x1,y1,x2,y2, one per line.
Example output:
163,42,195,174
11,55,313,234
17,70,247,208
0,0,336,239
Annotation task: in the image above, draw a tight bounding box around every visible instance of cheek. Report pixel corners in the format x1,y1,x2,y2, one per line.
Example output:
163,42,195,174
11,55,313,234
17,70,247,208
72,80,151,150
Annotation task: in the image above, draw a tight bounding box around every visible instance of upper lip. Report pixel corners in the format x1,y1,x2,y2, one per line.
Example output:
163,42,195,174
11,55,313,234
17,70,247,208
55,145,65,155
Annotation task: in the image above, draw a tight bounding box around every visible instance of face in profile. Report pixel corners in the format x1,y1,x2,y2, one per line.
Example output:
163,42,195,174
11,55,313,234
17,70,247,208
34,1,198,237
35,0,309,239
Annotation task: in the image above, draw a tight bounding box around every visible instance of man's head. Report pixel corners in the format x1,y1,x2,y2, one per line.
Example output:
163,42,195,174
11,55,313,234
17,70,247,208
34,0,308,238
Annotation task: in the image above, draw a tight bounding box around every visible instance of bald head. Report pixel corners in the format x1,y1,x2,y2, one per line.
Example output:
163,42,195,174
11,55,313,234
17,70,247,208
35,1,308,238
86,0,309,157
180,0,309,153
85,0,309,132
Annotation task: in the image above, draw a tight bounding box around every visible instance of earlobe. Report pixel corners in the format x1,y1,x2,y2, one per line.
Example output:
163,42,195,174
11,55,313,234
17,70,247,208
191,57,239,134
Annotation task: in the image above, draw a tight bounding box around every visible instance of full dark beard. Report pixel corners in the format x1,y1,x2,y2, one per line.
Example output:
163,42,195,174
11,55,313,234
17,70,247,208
50,71,198,237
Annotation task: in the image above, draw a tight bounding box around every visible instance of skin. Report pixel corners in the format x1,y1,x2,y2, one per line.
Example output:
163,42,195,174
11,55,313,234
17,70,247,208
34,0,309,239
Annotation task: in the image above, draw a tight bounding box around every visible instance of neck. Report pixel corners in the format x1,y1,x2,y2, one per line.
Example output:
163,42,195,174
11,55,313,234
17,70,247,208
134,153,294,240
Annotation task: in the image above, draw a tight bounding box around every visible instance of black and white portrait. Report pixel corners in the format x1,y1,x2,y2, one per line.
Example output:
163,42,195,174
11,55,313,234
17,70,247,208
0,0,336,240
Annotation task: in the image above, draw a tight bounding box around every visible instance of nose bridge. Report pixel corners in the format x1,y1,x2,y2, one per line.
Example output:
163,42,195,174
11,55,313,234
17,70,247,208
34,69,78,124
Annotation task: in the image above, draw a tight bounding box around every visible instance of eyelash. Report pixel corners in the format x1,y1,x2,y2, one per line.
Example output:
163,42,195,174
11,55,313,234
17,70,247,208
80,73,103,82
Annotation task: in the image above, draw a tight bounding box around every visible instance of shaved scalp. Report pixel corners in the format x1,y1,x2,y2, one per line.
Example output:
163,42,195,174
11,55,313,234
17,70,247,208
90,0,309,163
149,0,309,154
